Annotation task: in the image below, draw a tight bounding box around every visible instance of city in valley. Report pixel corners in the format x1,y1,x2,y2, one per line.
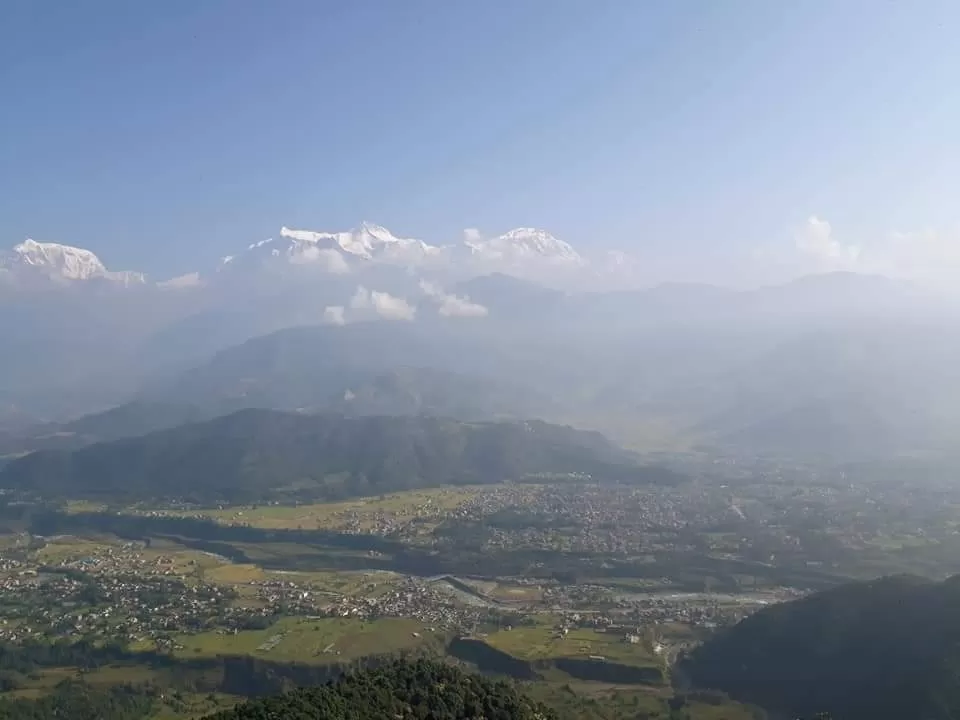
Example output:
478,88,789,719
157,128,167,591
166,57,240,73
1,454,957,719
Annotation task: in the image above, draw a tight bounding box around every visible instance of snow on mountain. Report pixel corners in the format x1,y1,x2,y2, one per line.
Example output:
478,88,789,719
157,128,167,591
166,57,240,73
215,222,445,280
2,222,633,292
0,239,145,286
11,239,107,279
278,222,443,265
464,228,584,266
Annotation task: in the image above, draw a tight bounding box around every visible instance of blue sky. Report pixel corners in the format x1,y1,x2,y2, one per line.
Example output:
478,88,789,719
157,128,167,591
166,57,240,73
2,0,958,283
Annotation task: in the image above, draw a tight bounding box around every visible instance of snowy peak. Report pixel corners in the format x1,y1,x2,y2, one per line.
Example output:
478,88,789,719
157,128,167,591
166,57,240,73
0,239,145,285
13,239,107,279
465,227,584,265
275,222,442,263
248,223,588,284
3,221,627,292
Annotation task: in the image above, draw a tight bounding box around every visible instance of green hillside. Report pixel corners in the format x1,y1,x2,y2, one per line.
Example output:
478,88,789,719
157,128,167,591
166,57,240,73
204,659,556,720
683,574,960,720
0,409,665,503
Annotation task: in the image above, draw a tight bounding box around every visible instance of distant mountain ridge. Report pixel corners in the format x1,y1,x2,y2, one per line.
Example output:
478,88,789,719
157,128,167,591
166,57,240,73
0,409,649,503
141,302,960,461
0,367,554,457
2,263,959,463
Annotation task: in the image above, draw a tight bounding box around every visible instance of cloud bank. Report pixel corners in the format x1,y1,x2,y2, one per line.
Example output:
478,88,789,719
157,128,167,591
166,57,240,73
787,215,960,291
793,216,861,272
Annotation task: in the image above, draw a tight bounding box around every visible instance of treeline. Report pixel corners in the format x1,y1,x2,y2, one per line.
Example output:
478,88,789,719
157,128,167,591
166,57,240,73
0,659,558,720
0,409,667,504
204,658,557,720
0,682,156,720
0,638,411,698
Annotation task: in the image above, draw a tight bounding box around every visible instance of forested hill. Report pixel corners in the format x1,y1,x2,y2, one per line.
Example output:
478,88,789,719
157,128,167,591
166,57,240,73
682,574,960,720
204,659,557,720
0,409,672,503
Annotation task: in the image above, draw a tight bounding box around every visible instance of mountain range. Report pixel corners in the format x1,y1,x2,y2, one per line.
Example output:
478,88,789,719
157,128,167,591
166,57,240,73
0,222,589,290
3,221,960,464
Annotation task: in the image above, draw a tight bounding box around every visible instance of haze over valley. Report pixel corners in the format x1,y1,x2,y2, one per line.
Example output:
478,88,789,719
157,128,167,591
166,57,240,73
4,2,960,719
2,223,960,465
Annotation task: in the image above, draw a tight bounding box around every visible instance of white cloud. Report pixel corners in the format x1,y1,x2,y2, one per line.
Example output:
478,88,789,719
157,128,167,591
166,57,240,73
438,295,488,317
794,216,861,272
322,305,346,325
372,290,416,321
349,286,372,310
289,246,350,274
350,285,415,321
418,279,488,318
463,228,483,245
418,280,444,298
157,272,203,289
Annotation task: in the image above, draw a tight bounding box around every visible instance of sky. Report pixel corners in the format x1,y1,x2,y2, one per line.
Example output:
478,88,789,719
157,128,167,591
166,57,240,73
2,0,959,286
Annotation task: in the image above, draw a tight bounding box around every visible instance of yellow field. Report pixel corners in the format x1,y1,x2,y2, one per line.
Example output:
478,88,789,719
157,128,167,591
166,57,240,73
63,500,109,514
187,486,483,531
172,616,442,663
485,623,662,668
489,583,544,603
35,535,233,580
203,563,267,585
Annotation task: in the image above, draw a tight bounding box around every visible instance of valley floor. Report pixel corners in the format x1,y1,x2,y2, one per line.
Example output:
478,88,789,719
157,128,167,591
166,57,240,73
2,470,957,719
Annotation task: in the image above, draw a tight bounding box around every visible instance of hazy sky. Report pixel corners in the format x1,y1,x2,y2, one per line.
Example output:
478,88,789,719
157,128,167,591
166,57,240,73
2,0,958,285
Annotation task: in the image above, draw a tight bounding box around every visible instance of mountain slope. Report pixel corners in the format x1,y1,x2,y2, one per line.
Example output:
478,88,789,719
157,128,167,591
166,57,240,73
0,402,215,456
332,368,555,420
2,366,547,457
0,409,645,503
152,321,560,410
149,302,960,460
205,658,557,720
683,574,960,720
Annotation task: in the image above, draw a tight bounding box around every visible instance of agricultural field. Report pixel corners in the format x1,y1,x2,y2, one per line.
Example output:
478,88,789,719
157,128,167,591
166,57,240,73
170,616,444,663
484,621,664,669
6,473,918,720
119,486,484,534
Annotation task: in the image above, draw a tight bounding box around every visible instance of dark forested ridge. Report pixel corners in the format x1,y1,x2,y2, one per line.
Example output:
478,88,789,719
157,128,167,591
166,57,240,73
0,409,664,503
682,574,960,720
204,659,557,720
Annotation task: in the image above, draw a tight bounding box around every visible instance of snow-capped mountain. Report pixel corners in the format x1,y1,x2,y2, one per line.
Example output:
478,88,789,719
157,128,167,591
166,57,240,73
0,239,145,286
1,222,615,292
464,227,584,266
216,222,446,279
280,222,442,263
222,223,583,277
